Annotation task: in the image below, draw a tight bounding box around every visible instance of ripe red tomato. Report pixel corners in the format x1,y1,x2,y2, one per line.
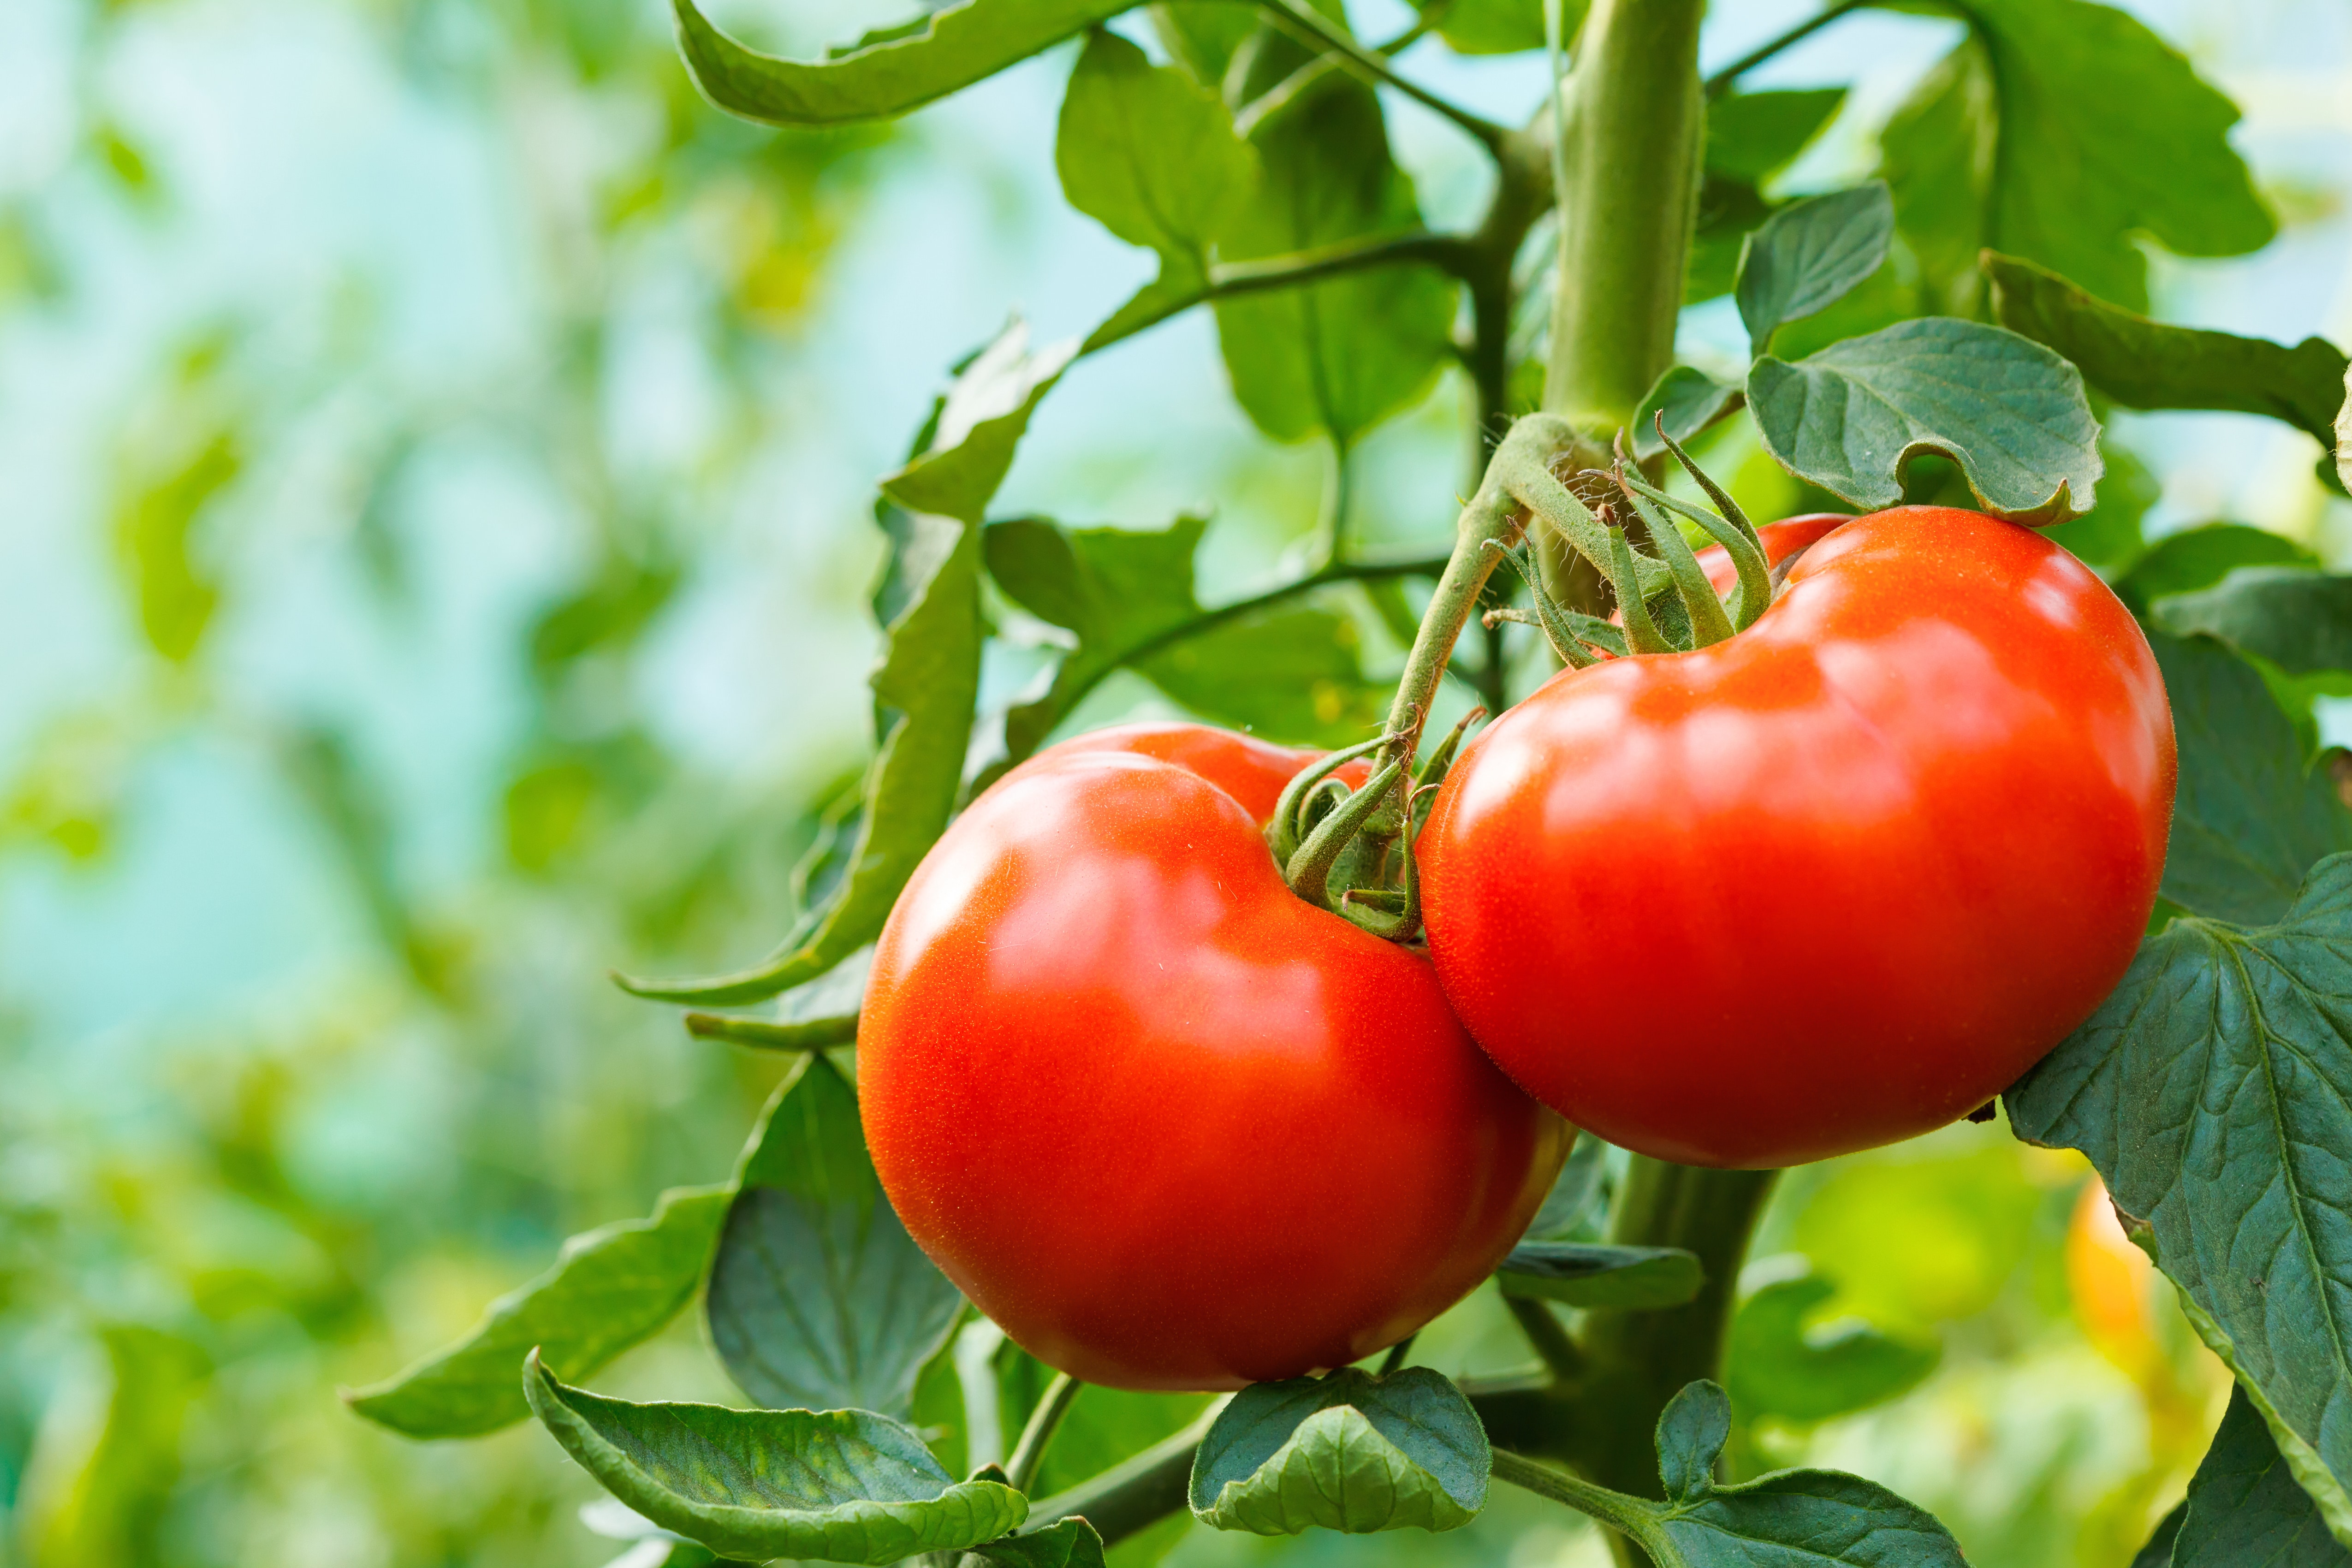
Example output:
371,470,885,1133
1421,507,2175,1169
1697,513,1849,595
860,724,1567,1391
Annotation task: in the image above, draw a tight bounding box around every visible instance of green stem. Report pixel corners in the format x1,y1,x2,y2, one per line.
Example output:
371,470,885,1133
1005,1372,1081,1495
682,1011,858,1050
1542,0,1705,428
1081,232,1473,362
1023,1408,1218,1544
1570,1161,1778,1501
1490,1449,1676,1561
1703,0,1872,99
1250,0,1511,154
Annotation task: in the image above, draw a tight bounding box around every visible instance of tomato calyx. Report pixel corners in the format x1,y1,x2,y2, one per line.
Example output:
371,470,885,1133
1265,708,1483,942
1478,414,1778,668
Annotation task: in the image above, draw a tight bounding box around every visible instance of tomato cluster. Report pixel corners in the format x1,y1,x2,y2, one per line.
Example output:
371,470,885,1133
859,506,2175,1389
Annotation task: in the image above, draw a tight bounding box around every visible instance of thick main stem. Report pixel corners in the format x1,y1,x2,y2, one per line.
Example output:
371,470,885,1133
1539,0,1707,611
1570,1160,1777,1565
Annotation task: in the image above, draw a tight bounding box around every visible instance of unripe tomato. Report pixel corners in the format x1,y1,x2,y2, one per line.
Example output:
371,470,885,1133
860,723,1567,1390
1420,507,2174,1168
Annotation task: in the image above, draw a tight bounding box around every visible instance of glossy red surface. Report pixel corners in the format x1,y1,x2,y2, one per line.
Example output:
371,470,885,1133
1422,507,2176,1168
861,725,1565,1390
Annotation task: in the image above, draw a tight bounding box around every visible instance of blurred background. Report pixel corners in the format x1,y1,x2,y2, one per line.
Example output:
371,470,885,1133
0,0,2345,1563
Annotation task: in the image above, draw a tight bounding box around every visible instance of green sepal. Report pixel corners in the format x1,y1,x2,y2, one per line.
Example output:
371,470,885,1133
1188,1367,1489,1535
522,1352,1028,1564
1495,1242,1703,1309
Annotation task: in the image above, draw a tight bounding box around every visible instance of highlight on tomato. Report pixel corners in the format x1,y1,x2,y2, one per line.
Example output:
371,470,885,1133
857,722,1568,1391
1419,505,2176,1170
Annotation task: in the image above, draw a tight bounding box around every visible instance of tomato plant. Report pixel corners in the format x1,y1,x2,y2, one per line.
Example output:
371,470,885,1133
340,1,2352,1566
1422,506,2175,1168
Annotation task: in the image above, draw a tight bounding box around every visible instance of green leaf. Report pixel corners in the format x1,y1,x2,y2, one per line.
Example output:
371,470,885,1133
1188,1367,1489,1534
1213,32,1455,448
1688,177,1774,306
1633,1382,1970,1565
523,1354,1027,1563
2339,366,2352,495
1707,89,1846,185
1496,1243,1704,1310
1055,30,1254,308
1631,368,1744,461
707,1056,962,1419
344,1184,731,1438
1747,317,2103,523
2147,633,2352,926
2007,854,2352,1549
1877,0,2274,312
1734,183,1894,358
983,516,1382,766
2171,1386,2352,1568
2117,526,2316,611
1726,1272,1938,1426
2156,570,2352,680
618,335,1011,1003
1520,1131,1609,1242
1986,253,2347,447
2134,1502,2186,1568
1656,1381,1731,1502
671,0,1139,127
1416,0,1585,55
974,1517,1110,1567
885,321,1077,523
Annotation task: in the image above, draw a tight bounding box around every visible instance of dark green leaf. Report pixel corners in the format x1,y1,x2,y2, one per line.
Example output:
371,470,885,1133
1726,1272,1938,1426
2147,633,2352,925
1520,1131,1609,1242
1656,1381,1730,1502
2008,853,2352,1544
524,1354,1027,1563
1416,0,1585,55
1188,1367,1489,1534
974,1517,1109,1567
2118,527,2316,610
1213,33,1455,448
344,1184,731,1438
1747,317,2103,523
1987,253,2347,446
1632,368,1744,461
1707,89,1846,185
983,516,1381,767
707,1056,962,1419
2173,1387,2352,1568
1496,1243,1704,1310
1657,1467,1969,1567
2134,1501,2186,1568
1734,183,1893,358
1877,0,2274,312
672,0,1138,127
1688,177,1773,306
2156,570,2352,679
1056,31,1254,306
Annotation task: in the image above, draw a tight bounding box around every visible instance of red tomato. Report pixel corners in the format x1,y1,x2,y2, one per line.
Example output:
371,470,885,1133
1026,721,1366,823
861,725,1567,1390
1420,508,2174,1169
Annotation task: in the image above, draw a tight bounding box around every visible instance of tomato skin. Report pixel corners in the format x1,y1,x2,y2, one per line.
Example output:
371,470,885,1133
1026,721,1364,824
861,726,1567,1391
1420,507,2175,1169
1696,514,1850,597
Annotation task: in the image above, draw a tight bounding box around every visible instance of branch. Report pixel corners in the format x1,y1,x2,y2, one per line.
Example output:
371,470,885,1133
1703,0,1872,99
1080,232,1473,361
1234,18,1433,138
1022,1412,1212,1545
1251,0,1510,155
